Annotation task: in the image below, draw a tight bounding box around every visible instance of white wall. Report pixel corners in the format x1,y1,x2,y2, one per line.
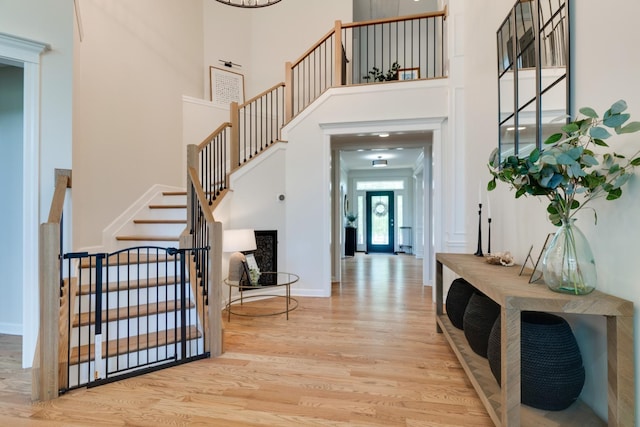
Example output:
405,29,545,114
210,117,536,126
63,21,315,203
204,0,352,100
73,0,204,249
281,80,448,296
463,0,640,420
0,0,74,367
0,65,23,334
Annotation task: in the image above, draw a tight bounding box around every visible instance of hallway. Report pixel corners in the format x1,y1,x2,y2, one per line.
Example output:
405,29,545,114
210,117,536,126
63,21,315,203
0,254,491,426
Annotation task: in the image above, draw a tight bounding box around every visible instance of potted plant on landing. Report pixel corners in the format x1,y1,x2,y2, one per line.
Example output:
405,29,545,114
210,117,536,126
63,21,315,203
488,100,640,294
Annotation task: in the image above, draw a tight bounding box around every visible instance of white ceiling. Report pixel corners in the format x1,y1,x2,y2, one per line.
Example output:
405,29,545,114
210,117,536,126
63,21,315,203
335,130,431,171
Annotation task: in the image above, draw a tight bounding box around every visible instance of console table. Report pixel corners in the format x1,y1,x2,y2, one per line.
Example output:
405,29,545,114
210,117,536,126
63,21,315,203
224,272,299,321
435,253,634,427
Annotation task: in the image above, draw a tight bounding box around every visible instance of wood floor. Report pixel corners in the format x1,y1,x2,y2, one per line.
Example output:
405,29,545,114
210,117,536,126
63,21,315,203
0,254,492,426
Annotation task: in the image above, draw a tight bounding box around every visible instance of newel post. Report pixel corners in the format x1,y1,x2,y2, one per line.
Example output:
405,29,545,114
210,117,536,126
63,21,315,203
186,144,198,233
208,220,223,356
284,61,293,122
229,101,240,169
333,20,344,87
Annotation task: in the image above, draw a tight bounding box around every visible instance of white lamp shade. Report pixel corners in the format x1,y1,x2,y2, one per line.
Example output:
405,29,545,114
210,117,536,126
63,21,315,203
223,229,257,282
222,229,257,253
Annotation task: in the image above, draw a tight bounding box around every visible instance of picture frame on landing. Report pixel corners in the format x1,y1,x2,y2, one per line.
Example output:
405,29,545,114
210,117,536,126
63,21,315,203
398,68,420,80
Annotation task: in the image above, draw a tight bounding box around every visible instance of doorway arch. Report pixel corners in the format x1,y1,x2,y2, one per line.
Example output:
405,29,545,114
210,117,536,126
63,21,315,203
326,117,445,291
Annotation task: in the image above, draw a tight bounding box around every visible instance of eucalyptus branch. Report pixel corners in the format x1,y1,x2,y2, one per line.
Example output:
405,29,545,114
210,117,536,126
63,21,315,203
488,100,640,226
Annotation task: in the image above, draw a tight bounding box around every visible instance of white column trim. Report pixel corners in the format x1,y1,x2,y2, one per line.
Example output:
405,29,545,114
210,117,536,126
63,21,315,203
0,32,49,368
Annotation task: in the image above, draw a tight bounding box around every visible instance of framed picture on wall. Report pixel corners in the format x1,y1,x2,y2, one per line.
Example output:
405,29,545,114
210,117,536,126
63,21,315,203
398,68,420,80
209,66,245,107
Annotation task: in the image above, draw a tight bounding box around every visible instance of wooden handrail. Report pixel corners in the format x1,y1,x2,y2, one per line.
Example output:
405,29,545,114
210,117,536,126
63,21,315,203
290,28,336,69
197,122,232,151
341,10,446,30
47,171,71,223
238,82,285,110
188,167,216,224
289,10,446,69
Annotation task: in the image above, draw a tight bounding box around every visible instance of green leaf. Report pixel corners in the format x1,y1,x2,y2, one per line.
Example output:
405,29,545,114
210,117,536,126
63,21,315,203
589,126,612,139
592,138,609,147
606,188,622,200
555,153,576,165
570,200,580,209
631,157,640,166
581,154,598,166
515,187,527,198
579,107,598,118
529,148,540,162
544,133,563,145
604,113,630,128
610,99,628,115
562,122,580,133
547,204,558,214
488,179,497,191
617,121,640,134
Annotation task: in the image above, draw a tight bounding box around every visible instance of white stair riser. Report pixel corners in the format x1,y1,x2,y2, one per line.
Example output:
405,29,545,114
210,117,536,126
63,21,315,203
69,309,200,347
75,284,192,311
129,223,186,236
77,262,183,284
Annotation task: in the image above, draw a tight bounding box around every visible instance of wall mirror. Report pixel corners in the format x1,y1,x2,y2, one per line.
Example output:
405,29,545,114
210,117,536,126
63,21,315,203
497,0,570,163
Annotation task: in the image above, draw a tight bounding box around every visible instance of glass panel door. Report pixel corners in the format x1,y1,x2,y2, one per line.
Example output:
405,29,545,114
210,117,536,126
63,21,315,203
366,191,394,253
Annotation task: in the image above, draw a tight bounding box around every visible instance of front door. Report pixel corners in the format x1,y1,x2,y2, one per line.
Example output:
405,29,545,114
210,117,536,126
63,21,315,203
366,191,394,253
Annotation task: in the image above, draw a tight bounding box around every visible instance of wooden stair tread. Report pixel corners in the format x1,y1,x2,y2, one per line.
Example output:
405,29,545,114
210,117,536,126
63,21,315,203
133,219,186,224
161,191,187,196
115,235,180,241
80,253,175,269
69,326,201,364
73,300,194,327
78,276,180,295
148,204,186,209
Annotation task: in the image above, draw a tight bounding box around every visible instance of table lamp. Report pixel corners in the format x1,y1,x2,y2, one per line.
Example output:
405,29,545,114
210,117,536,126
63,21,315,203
222,229,257,282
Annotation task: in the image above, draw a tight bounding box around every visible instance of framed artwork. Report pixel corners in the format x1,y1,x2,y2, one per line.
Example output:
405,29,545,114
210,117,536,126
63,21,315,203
528,233,555,284
398,68,420,80
209,66,245,107
245,253,259,271
254,230,278,285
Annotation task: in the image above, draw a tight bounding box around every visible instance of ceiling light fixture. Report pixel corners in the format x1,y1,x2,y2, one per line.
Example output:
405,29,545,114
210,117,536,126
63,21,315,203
378,133,390,138
214,0,281,7
372,159,388,167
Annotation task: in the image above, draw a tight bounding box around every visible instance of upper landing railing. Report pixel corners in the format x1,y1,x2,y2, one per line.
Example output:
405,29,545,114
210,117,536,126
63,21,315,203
286,11,448,118
191,10,447,189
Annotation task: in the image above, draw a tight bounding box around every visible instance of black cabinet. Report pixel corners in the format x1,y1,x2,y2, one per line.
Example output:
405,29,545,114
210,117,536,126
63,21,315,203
345,227,356,256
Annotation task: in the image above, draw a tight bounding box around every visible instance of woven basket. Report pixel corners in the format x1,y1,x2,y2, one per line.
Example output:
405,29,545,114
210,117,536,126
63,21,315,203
487,311,585,411
463,292,500,357
445,278,476,329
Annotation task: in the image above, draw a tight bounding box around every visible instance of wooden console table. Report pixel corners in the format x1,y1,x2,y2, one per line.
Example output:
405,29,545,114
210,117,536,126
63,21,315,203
435,253,634,427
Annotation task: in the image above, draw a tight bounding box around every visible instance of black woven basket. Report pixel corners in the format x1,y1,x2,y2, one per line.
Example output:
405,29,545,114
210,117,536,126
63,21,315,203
463,292,500,357
487,311,585,411
445,278,476,329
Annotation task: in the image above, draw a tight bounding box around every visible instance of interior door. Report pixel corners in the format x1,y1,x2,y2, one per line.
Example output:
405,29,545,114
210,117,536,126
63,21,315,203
366,191,394,253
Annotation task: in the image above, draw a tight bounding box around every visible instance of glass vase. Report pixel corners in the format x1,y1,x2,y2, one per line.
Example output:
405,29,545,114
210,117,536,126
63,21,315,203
542,218,597,295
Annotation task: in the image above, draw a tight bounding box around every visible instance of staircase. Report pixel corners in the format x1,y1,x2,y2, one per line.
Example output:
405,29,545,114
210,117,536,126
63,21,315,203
61,191,209,392
112,191,187,250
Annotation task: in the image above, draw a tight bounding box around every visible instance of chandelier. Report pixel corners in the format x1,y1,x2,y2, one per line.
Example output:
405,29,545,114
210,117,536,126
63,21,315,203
214,0,282,8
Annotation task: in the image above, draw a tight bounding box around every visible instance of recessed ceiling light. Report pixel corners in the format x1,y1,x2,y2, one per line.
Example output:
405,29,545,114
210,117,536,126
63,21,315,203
378,133,389,138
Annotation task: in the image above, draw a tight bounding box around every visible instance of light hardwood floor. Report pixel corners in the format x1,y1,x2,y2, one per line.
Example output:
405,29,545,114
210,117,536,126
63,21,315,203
0,254,492,426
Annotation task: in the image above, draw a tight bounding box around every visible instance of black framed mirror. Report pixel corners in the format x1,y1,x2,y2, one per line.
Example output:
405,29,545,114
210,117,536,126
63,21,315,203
497,0,570,163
